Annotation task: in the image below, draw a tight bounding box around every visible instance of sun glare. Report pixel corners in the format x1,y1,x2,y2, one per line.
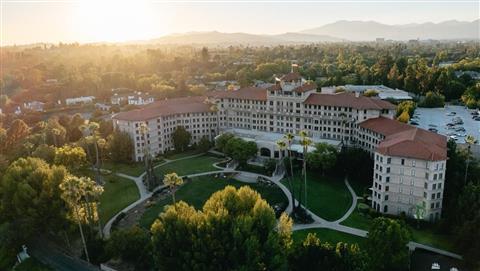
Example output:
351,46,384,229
72,0,161,43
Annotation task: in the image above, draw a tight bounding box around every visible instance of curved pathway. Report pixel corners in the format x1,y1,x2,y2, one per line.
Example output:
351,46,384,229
103,154,463,260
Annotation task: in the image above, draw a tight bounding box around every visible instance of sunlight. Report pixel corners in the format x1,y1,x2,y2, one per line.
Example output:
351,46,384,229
72,0,161,43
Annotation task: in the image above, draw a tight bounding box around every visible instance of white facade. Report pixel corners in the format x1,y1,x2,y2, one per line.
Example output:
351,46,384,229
65,96,95,105
113,73,446,221
372,153,446,221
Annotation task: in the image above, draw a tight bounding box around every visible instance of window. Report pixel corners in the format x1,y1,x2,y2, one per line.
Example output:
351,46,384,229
424,182,428,189
386,177,390,183
386,167,391,173
386,186,389,191
383,205,388,213
437,192,441,198
385,195,389,200
387,158,391,164
431,203,435,209
401,159,405,165
412,160,416,167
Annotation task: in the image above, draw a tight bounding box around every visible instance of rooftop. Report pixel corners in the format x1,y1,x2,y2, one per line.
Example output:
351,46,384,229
113,96,210,121
305,92,396,110
360,117,447,161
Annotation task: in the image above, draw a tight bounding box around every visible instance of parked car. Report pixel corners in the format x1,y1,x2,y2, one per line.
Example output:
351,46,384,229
428,128,438,133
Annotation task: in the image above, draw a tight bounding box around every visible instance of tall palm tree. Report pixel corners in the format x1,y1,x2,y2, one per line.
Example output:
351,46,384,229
59,176,90,263
140,122,156,190
204,97,220,141
299,130,312,209
81,121,102,184
163,172,184,205
277,139,296,212
464,135,477,184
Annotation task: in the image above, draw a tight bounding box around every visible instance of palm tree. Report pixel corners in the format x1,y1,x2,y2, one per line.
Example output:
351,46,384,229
204,97,220,141
299,130,312,209
163,172,184,205
80,121,102,183
464,135,477,184
277,139,296,212
140,122,156,190
59,176,90,263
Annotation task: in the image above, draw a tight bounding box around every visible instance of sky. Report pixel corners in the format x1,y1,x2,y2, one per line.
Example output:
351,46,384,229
1,0,479,45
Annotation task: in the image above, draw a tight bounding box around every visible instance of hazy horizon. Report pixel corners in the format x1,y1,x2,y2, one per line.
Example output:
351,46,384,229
2,0,479,45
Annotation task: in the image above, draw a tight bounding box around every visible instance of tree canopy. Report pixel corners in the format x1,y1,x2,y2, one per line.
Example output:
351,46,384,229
151,186,292,270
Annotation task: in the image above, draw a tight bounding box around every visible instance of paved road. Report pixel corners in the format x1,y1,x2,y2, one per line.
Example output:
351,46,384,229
104,153,463,260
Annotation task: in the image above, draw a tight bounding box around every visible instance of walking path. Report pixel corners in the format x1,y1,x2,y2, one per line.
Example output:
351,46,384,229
103,153,463,260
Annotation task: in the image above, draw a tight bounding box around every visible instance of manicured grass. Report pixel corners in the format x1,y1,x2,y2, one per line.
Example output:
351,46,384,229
348,179,371,197
99,175,140,225
139,175,288,228
154,155,222,177
102,161,148,177
411,228,457,253
282,173,352,221
165,149,204,160
341,204,457,252
292,228,367,247
340,203,373,230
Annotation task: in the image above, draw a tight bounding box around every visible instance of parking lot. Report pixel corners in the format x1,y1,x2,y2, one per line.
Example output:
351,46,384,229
411,105,480,144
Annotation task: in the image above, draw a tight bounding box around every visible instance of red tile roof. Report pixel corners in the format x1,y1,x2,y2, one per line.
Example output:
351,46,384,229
113,96,210,121
293,83,317,93
360,117,447,161
304,92,396,110
280,72,302,82
359,116,414,136
209,87,267,101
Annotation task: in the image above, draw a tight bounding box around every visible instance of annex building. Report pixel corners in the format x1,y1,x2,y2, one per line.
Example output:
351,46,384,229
113,72,447,222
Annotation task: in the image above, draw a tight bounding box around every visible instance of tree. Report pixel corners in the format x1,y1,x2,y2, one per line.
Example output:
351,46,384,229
107,130,134,163
366,218,411,271
67,113,85,142
197,136,211,152
307,142,338,175
0,158,68,249
215,132,234,153
419,91,445,108
59,176,104,263
396,100,416,118
106,226,153,270
54,145,87,170
363,89,378,97
151,186,292,270
31,144,56,163
224,137,257,166
288,233,367,271
45,118,66,147
299,130,312,208
277,138,296,213
172,126,191,152
396,110,410,123
4,119,30,152
163,173,183,205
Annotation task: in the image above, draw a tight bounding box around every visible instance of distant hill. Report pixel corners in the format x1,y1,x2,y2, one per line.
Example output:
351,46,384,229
301,20,480,41
149,31,342,45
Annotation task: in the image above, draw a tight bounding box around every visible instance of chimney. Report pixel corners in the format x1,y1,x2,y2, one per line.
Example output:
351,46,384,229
355,92,360,98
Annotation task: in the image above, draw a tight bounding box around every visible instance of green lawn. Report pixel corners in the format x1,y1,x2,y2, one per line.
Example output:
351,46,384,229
292,228,367,247
102,161,148,177
410,228,457,252
340,203,373,230
282,173,352,221
99,175,140,225
341,203,457,252
140,175,288,228
165,149,204,160
154,155,222,177
348,179,371,197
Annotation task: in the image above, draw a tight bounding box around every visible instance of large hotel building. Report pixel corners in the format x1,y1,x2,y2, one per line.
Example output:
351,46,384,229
113,72,447,222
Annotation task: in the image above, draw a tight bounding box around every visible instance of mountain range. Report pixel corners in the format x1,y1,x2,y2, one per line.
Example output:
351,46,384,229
149,20,479,45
